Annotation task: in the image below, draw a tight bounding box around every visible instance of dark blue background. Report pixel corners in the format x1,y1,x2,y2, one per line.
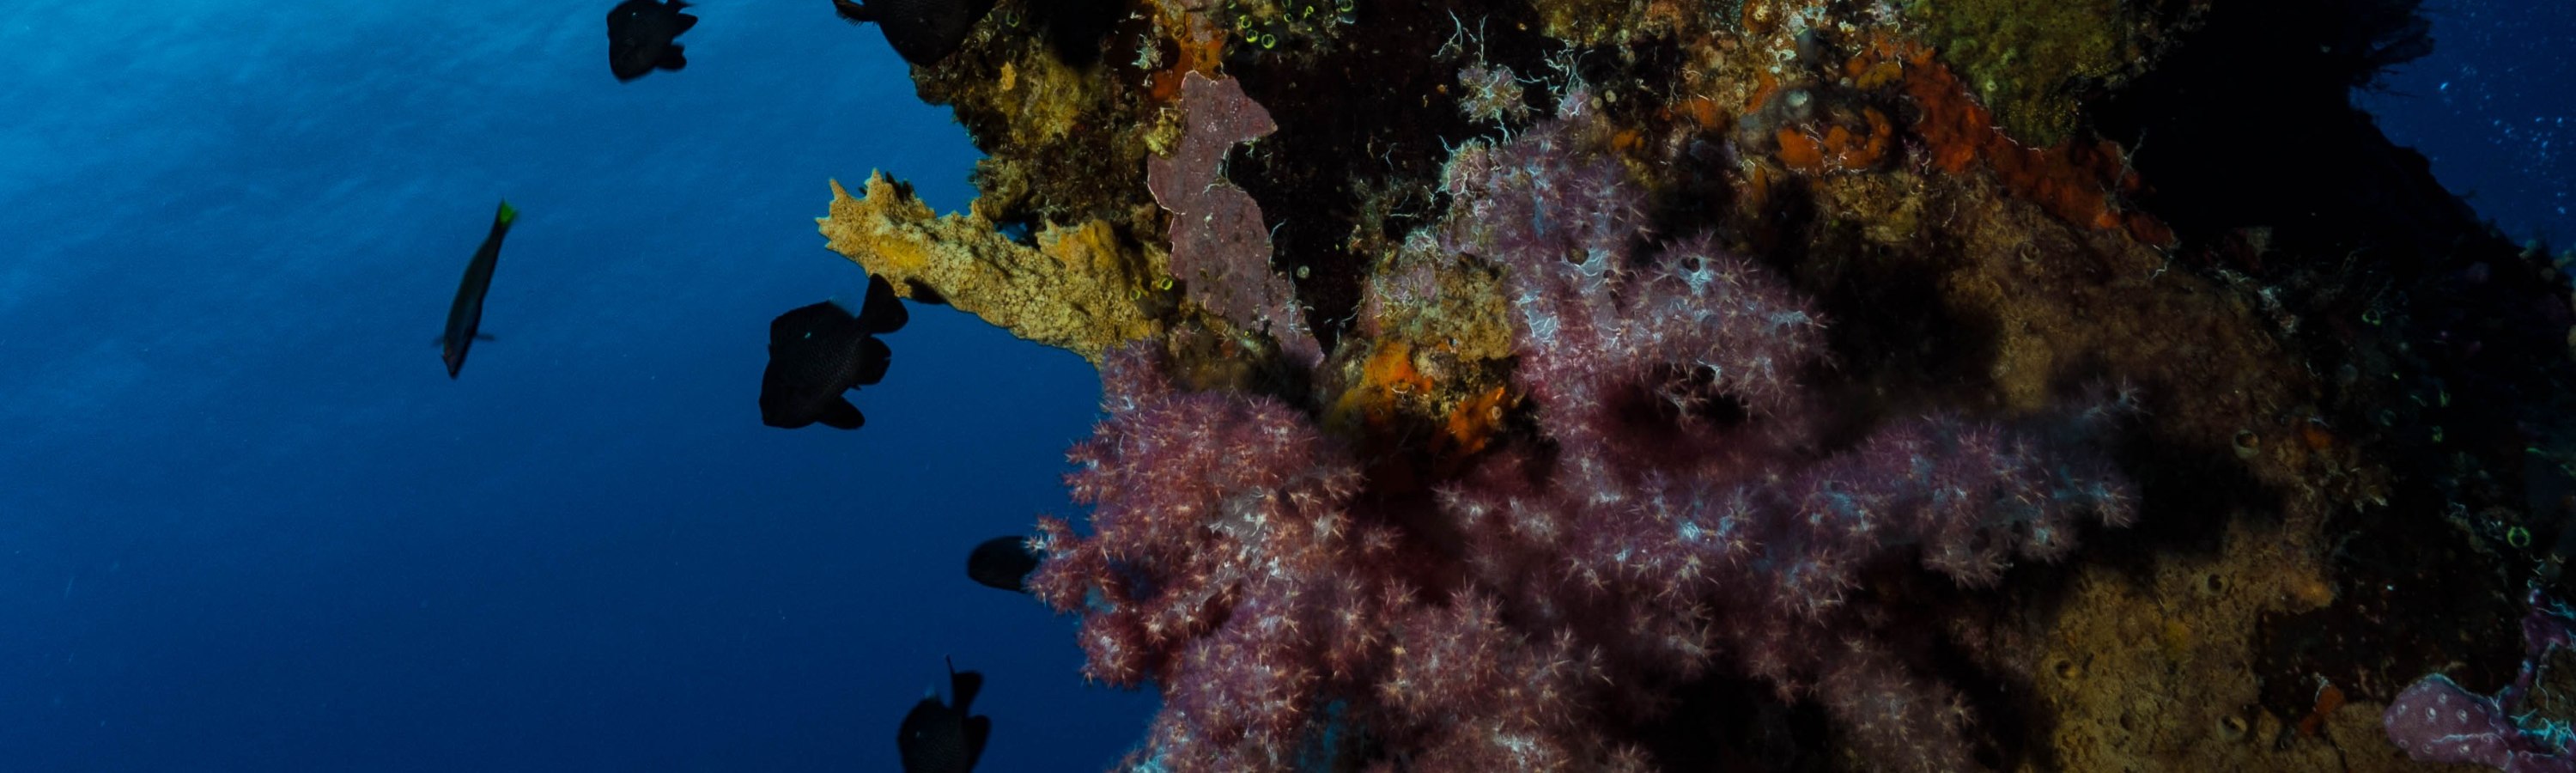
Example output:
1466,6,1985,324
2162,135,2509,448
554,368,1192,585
2360,0,2575,245
0,3,1150,771
0,0,2562,771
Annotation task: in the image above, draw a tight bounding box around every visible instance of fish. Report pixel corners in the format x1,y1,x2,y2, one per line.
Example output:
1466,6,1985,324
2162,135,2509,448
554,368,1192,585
440,200,517,379
898,658,990,773
966,536,1041,593
832,0,996,66
759,274,908,429
607,0,698,82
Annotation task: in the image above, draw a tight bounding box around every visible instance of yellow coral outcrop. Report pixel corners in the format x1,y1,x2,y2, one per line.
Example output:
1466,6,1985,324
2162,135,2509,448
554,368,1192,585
817,172,1166,363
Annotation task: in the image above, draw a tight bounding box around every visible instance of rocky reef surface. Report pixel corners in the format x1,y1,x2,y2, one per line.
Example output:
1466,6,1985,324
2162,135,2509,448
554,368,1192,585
817,0,2576,769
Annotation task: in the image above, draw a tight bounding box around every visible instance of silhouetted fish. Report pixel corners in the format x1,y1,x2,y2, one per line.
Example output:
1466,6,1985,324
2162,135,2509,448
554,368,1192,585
833,0,995,65
607,0,697,82
440,200,516,379
760,274,908,429
898,658,989,773
966,536,1041,593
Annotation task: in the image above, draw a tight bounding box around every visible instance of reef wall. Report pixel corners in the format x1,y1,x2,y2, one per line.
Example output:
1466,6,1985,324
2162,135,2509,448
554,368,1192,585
819,0,2576,769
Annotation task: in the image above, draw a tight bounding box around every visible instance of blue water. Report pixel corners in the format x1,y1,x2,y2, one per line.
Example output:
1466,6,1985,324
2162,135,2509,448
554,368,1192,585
2359,0,2576,245
0,3,1151,770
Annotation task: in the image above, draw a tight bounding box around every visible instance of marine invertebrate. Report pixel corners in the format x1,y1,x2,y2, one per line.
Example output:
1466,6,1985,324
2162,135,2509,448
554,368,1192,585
817,172,1164,362
1027,94,2138,773
1145,72,1324,368
2385,588,2576,772
1455,64,1530,125
1436,94,2138,767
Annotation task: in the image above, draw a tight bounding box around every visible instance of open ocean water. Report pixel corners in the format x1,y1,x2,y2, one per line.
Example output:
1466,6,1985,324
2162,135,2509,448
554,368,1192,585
0,3,1151,770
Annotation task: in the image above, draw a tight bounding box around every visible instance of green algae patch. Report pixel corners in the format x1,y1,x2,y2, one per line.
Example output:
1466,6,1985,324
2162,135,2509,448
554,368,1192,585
1909,0,2138,146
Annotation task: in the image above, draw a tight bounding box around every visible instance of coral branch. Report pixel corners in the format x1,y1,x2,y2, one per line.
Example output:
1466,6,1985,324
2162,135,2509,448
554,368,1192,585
817,172,1163,362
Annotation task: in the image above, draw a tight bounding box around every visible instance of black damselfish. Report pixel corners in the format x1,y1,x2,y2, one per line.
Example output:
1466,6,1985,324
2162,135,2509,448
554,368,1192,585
440,200,516,379
832,0,994,65
760,274,908,429
898,658,990,773
607,0,697,82
965,536,1041,593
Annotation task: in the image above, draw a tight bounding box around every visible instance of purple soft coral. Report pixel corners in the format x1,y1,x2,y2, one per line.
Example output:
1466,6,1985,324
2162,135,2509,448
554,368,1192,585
1030,91,2138,772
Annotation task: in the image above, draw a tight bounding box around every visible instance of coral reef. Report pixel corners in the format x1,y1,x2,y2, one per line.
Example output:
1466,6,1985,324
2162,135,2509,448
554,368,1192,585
1146,73,1324,368
2383,589,2576,772
1905,0,2148,147
817,172,1167,362
1033,100,2138,771
816,0,2576,767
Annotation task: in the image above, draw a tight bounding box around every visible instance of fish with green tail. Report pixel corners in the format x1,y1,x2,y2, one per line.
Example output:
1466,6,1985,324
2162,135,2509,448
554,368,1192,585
440,200,515,379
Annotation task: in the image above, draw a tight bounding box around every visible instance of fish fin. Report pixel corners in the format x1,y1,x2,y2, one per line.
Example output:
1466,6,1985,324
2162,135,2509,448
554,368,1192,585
494,199,518,227
658,46,687,71
475,332,496,342
964,715,991,764
833,0,877,23
948,666,984,712
817,399,864,429
859,274,908,334
854,338,891,385
674,13,698,33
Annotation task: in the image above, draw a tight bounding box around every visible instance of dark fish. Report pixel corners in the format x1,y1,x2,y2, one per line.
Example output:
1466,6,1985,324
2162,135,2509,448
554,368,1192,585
760,274,908,429
440,200,517,379
898,658,990,773
966,536,1041,593
832,0,995,65
607,0,698,82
